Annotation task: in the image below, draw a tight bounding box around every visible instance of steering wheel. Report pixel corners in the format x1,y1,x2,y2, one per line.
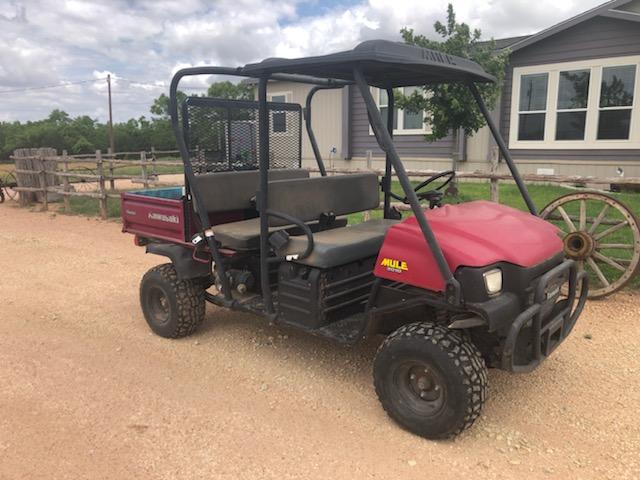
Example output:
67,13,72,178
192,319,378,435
389,170,456,208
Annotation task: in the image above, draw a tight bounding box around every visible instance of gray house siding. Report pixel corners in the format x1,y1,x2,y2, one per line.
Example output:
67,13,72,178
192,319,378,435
500,16,640,162
349,85,454,159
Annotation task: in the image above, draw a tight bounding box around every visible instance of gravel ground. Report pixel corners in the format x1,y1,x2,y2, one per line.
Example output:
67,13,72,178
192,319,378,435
0,202,639,480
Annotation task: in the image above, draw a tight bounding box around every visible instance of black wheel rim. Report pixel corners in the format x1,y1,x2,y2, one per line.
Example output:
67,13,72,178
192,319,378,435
147,286,171,325
392,361,446,417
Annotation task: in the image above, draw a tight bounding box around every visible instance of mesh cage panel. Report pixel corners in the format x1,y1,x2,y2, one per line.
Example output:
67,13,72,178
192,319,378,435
183,97,302,174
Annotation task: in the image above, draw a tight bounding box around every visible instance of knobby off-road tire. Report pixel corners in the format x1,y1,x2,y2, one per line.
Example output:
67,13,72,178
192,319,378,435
373,322,488,439
140,263,206,338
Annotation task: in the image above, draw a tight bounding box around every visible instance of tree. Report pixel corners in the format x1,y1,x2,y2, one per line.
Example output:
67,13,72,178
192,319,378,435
206,81,252,100
150,81,252,118
150,92,187,117
396,4,509,141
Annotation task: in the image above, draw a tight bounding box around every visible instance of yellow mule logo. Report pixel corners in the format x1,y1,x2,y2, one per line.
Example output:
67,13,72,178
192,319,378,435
380,258,408,273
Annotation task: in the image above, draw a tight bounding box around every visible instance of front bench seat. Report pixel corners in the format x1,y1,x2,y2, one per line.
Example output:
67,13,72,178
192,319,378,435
281,218,398,268
214,216,347,251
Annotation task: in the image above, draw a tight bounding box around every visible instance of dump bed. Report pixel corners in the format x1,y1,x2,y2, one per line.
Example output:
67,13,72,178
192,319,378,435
121,187,249,245
121,188,190,245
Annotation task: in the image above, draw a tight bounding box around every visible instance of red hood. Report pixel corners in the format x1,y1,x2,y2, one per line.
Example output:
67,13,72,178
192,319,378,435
421,200,562,268
374,201,563,291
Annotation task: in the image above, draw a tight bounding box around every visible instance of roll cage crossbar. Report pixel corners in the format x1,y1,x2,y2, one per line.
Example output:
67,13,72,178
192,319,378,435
169,62,537,311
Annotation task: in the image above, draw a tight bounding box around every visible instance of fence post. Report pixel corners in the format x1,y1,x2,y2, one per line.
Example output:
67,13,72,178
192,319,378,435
140,151,149,189
38,156,48,212
150,146,157,178
96,149,107,219
62,149,70,213
489,146,500,203
108,147,115,191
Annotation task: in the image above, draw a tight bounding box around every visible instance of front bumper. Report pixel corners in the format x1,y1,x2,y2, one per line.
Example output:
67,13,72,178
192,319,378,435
500,258,588,373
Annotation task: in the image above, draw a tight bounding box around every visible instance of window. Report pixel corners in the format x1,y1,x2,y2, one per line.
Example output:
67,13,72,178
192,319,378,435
378,89,398,130
373,87,430,134
518,73,548,140
268,92,291,134
556,69,590,140
597,65,636,140
510,56,640,149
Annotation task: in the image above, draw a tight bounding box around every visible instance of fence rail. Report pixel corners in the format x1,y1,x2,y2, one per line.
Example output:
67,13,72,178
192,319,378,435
8,148,640,219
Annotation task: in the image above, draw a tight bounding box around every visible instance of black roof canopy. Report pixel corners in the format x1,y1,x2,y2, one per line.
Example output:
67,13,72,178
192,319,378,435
242,40,496,88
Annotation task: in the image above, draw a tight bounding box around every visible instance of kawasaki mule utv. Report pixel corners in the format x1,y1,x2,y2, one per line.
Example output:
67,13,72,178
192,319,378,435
121,40,588,439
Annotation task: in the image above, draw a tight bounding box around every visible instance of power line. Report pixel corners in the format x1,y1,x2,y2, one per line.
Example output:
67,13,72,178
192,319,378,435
0,78,105,95
0,76,212,95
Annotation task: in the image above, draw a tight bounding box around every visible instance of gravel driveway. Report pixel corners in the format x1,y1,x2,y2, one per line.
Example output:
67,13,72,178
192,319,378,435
0,203,638,479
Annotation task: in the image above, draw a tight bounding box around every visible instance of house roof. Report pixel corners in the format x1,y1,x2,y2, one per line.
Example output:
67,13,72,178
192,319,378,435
477,35,531,50
507,0,638,53
241,39,496,88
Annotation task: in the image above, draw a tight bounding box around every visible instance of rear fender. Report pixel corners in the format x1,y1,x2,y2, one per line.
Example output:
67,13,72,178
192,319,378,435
146,243,211,280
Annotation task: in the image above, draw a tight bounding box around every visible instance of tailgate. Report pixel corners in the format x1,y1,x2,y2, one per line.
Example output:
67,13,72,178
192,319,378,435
121,188,187,244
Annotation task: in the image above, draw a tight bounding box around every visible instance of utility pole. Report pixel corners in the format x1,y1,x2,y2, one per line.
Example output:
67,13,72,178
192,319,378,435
107,74,115,154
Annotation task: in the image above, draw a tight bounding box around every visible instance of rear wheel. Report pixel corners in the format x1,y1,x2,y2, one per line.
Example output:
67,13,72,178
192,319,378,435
140,263,206,338
373,322,487,439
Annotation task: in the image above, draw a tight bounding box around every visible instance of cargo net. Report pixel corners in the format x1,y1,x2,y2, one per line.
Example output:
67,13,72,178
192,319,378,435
183,97,302,174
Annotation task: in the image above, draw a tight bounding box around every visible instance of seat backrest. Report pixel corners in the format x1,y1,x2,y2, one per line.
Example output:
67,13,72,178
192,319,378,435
191,169,309,213
261,173,379,226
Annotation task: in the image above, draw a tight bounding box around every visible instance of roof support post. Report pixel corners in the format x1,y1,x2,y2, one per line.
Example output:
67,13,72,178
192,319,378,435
382,87,394,218
467,82,537,215
353,67,461,306
169,68,233,301
304,86,332,176
258,75,275,314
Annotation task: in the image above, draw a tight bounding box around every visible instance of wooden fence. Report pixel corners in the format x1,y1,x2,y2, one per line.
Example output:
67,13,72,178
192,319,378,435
11,149,183,218
9,149,640,219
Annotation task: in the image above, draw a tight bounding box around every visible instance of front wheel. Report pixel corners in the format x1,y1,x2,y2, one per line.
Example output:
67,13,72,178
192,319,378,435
373,322,487,439
140,263,206,338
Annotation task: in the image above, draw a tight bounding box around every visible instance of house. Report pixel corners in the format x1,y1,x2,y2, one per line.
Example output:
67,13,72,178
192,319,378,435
253,0,640,177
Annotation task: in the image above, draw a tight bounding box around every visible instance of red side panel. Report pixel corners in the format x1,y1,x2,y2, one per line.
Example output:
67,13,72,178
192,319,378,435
374,201,563,292
121,192,187,244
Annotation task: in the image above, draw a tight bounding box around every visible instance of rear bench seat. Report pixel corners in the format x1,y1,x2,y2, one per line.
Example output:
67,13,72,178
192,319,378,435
214,173,398,268
190,168,308,214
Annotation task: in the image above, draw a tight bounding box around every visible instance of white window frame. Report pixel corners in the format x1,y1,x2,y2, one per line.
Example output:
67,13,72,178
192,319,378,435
516,72,549,141
268,91,293,136
369,87,432,136
509,55,640,149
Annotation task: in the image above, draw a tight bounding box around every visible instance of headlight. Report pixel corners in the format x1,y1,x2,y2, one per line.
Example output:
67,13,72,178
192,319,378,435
483,268,503,295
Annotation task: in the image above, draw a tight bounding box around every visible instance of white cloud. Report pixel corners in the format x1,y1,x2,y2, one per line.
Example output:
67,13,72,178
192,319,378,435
0,0,606,122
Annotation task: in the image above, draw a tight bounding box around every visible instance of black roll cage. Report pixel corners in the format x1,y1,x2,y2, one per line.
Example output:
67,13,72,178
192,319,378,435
168,64,537,312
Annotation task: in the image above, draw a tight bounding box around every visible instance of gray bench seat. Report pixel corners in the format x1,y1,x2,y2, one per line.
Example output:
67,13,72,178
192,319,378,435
281,219,398,268
214,216,346,251
211,173,397,268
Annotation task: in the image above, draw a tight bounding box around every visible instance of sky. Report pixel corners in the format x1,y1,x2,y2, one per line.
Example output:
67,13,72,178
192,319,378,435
0,0,608,123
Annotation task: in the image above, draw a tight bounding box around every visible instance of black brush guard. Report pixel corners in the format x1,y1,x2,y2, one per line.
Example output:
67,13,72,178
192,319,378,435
501,259,589,373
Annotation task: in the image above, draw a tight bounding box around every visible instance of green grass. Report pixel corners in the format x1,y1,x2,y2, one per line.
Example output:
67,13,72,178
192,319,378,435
67,195,124,218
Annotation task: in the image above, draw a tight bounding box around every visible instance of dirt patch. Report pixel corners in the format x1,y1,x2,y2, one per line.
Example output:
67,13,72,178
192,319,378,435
0,203,638,479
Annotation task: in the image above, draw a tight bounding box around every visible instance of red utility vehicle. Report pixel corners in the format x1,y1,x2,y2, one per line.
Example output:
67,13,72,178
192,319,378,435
122,41,588,439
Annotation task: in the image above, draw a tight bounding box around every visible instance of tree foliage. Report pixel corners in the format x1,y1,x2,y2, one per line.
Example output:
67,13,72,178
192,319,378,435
397,4,509,141
0,81,254,161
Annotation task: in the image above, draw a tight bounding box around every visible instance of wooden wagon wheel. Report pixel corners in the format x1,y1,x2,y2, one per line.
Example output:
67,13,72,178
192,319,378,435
3,171,19,201
540,192,640,299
